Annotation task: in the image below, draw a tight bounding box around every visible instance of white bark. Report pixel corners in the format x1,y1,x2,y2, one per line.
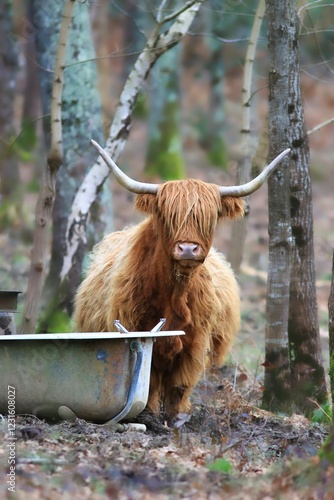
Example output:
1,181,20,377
240,0,265,139
60,0,203,281
227,0,266,272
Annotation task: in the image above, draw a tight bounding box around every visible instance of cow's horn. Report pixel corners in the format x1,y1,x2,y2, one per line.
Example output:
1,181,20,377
91,139,159,195
218,148,291,197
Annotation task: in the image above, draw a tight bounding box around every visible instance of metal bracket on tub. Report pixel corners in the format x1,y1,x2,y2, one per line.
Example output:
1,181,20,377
150,318,166,333
114,320,129,333
113,318,166,334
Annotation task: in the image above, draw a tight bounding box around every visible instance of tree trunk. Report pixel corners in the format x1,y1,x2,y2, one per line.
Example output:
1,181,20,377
227,0,265,273
287,10,326,414
0,0,19,203
263,0,327,415
328,251,334,409
263,0,293,413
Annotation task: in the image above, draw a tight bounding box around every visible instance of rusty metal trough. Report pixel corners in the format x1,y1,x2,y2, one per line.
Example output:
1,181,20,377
0,314,184,424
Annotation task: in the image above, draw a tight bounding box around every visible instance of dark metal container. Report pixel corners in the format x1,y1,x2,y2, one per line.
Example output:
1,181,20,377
0,290,21,312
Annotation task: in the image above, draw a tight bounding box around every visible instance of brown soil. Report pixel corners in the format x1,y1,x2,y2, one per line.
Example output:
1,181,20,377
0,376,331,499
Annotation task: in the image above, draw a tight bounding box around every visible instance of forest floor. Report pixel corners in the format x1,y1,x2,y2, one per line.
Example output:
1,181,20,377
0,376,331,500
1,68,334,497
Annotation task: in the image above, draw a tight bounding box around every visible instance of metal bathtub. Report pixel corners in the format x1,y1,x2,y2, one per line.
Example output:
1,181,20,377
0,329,184,424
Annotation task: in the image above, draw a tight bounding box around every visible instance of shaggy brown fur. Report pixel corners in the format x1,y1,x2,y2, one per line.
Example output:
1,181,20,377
74,179,244,417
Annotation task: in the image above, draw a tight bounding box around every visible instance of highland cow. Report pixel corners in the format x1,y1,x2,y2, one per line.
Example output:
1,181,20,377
74,141,289,417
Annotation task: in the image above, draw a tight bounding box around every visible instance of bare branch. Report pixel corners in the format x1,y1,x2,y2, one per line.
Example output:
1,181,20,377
156,0,169,23
111,0,147,40
187,31,250,43
307,116,334,135
5,114,51,151
302,8,334,75
64,48,129,68
302,55,334,70
160,0,202,24
301,68,333,83
298,0,327,16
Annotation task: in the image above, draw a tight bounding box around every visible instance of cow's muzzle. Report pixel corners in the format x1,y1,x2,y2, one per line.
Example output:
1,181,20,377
172,242,205,263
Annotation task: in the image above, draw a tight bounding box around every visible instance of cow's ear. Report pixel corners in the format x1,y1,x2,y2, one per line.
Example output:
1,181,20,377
135,194,157,214
220,196,245,220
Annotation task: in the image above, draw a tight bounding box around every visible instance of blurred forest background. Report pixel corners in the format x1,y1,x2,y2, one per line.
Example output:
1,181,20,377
0,0,334,375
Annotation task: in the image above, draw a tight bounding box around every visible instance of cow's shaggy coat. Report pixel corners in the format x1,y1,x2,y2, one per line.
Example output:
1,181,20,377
74,180,244,416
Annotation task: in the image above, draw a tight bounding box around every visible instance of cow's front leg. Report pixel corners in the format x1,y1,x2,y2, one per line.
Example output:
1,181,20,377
162,345,209,418
164,383,193,417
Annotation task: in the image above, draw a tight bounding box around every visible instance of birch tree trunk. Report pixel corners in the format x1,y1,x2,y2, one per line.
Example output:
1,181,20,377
60,0,202,282
20,0,76,334
286,9,327,413
263,0,293,413
227,0,265,273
